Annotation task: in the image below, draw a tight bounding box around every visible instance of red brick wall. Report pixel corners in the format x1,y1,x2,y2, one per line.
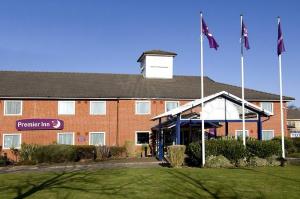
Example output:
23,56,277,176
0,99,288,154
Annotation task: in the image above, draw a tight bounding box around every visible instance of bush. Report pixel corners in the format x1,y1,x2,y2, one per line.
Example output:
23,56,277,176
73,145,96,161
0,154,9,166
246,140,281,158
167,145,186,168
273,137,297,155
19,143,39,162
206,140,246,164
95,146,110,160
186,142,202,166
292,138,300,152
266,155,281,166
124,141,135,157
248,156,268,167
109,146,126,158
186,140,246,166
236,158,248,167
205,155,233,168
34,145,77,163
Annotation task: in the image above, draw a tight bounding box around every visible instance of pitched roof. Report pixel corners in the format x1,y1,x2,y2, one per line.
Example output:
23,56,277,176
287,109,300,119
0,71,294,101
137,50,177,62
152,91,272,120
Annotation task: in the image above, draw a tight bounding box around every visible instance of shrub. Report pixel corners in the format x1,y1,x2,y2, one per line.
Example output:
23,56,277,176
273,137,296,155
167,145,186,168
19,143,39,162
186,142,202,166
236,158,248,167
34,145,77,163
109,146,126,158
206,140,246,164
73,145,96,161
292,138,300,152
124,141,135,157
266,155,281,166
10,148,20,162
205,155,233,168
246,140,281,158
0,154,9,166
186,140,246,166
95,146,110,160
248,156,268,167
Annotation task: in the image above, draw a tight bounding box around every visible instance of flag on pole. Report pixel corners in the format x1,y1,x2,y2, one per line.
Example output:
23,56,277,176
277,21,286,55
200,13,219,167
240,15,249,146
277,17,286,159
202,18,219,50
241,21,250,50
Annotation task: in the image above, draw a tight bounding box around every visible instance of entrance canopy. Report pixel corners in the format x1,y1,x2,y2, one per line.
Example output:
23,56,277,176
152,91,273,161
152,91,272,121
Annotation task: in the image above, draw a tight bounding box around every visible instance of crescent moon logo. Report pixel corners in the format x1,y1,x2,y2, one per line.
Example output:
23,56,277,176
52,120,61,129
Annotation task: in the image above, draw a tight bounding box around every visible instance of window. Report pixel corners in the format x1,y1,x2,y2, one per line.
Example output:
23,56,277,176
235,130,249,139
135,101,150,115
262,130,274,141
4,100,22,115
3,134,21,149
261,102,273,114
89,132,105,146
165,101,179,112
90,101,106,115
57,133,74,145
287,121,296,128
136,131,150,145
58,101,75,115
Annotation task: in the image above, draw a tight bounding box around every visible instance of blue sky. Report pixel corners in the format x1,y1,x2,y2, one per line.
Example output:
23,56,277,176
0,0,299,105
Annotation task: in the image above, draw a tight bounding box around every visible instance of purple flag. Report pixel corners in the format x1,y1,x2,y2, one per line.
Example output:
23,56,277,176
202,18,219,50
277,21,286,55
241,21,250,50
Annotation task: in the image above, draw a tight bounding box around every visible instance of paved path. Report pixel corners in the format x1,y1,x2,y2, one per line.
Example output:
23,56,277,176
0,158,165,174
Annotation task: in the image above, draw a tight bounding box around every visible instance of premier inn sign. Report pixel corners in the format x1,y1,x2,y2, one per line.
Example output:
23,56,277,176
16,119,64,131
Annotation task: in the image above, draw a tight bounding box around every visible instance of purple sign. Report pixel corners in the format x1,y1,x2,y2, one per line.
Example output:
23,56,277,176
16,119,64,131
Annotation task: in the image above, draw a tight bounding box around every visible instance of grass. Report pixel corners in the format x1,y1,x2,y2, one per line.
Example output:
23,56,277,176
0,166,300,199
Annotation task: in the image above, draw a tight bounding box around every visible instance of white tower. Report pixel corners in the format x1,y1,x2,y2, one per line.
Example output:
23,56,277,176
137,50,177,79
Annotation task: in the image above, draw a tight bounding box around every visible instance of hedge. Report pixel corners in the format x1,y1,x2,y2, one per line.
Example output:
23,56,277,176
33,145,77,163
246,140,281,158
73,145,96,161
186,139,281,166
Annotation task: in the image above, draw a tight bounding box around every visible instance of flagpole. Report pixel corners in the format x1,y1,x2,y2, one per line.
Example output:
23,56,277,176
200,12,205,167
278,17,285,159
240,14,246,146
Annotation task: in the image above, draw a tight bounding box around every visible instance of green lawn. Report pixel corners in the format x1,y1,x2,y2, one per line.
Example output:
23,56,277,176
1,166,300,199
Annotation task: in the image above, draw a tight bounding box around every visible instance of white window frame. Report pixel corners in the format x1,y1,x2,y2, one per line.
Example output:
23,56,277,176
89,101,106,115
57,132,75,145
135,131,150,145
4,100,23,116
165,101,179,112
135,101,151,115
89,132,106,146
260,102,274,114
58,101,75,115
262,130,275,141
235,130,249,139
2,133,22,149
